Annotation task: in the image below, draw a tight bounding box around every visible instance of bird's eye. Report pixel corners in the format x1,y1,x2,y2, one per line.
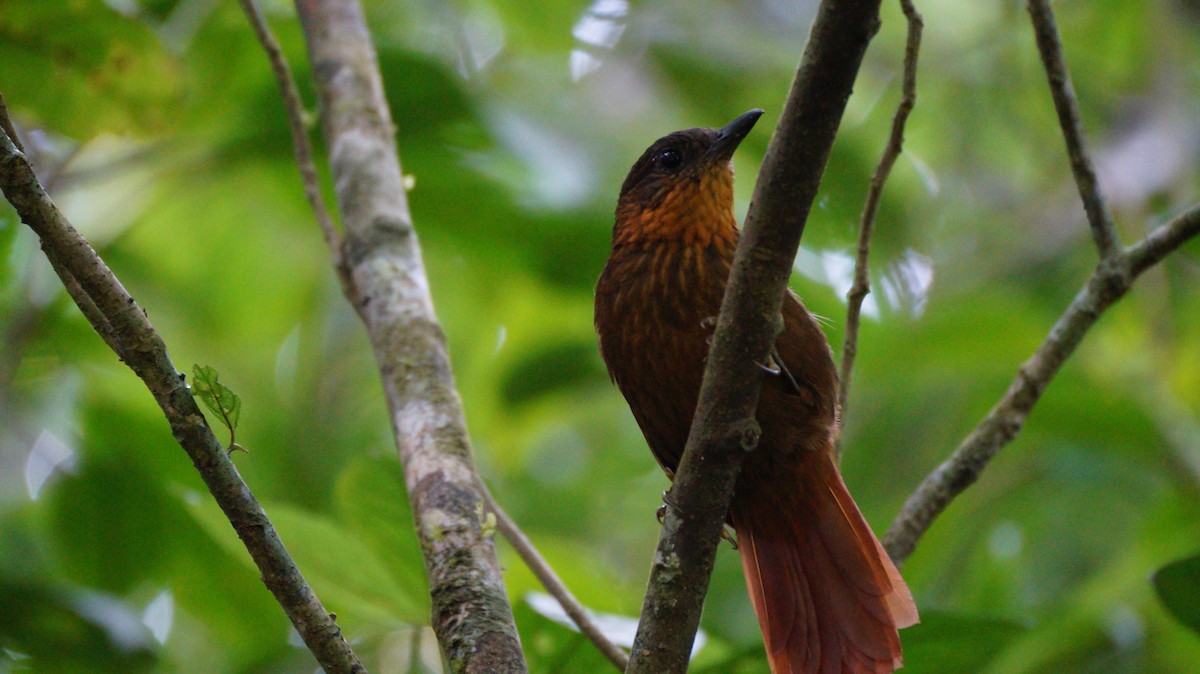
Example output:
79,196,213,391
656,148,683,171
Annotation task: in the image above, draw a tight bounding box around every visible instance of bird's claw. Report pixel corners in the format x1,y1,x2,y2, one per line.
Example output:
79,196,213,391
721,526,739,550
657,493,737,550
761,346,802,395
756,359,781,375
657,490,678,524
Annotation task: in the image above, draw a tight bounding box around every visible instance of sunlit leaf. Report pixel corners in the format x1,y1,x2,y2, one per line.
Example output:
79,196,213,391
191,364,241,433
0,0,181,137
183,494,427,632
332,456,430,616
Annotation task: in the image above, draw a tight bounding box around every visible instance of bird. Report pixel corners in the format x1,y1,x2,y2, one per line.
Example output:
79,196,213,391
594,110,918,673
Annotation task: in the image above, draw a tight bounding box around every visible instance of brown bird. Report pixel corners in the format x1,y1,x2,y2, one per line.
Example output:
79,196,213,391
594,110,918,673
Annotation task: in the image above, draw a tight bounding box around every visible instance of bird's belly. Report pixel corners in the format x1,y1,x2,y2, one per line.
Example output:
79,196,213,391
609,321,710,474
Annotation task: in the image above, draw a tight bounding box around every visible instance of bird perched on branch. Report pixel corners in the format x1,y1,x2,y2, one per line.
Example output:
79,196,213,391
594,110,918,673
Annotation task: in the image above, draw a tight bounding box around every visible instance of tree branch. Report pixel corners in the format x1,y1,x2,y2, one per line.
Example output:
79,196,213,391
479,484,630,671
240,3,615,666
837,0,923,458
878,0,1200,561
881,0,1200,562
0,110,364,674
883,203,1200,563
291,1,527,671
625,2,883,671
1028,0,1122,259
1127,206,1200,275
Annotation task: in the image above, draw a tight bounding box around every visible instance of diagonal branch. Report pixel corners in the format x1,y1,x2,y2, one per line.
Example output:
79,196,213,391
291,0,526,671
878,0,1200,563
1028,0,1122,259
881,1,1200,562
1127,203,1200,275
625,2,884,671
479,484,630,671
883,203,1200,564
0,111,364,674
837,0,923,458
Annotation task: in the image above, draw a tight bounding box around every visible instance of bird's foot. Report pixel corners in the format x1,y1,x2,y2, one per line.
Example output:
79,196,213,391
756,358,781,375
757,346,803,395
721,526,739,550
656,490,679,524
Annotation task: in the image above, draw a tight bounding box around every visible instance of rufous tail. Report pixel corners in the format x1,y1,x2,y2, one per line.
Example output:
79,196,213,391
731,456,918,674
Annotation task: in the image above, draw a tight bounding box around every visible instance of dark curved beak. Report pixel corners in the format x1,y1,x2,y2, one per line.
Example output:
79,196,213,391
708,108,764,161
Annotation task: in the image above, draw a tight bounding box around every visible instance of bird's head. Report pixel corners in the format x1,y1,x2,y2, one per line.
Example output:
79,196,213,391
613,109,763,247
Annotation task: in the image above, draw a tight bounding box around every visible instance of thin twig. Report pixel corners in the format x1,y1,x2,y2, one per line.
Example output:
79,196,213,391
292,0,527,670
479,483,630,672
836,0,923,458
0,112,364,674
1127,206,1200,275
1028,0,1122,259
0,93,23,154
883,1,1200,565
625,1,884,671
237,0,354,295
883,204,1200,564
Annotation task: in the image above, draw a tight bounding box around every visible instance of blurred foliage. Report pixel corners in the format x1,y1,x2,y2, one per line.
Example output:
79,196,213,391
2,0,1200,672
1153,552,1200,636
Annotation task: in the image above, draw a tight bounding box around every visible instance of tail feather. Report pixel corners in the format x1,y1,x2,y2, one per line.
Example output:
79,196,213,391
732,457,918,673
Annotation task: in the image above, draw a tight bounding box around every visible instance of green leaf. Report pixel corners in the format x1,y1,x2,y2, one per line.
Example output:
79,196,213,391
0,582,157,673
47,457,180,592
182,494,427,632
901,611,1028,674
191,364,241,432
514,597,618,674
1153,552,1200,635
0,0,181,138
333,456,430,616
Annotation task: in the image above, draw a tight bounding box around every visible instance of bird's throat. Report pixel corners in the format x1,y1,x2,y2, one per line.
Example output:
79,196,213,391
614,171,738,249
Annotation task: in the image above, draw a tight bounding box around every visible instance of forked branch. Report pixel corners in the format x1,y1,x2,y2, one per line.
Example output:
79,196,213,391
882,0,1200,564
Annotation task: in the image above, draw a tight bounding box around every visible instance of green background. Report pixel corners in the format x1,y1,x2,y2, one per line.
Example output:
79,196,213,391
2,0,1199,672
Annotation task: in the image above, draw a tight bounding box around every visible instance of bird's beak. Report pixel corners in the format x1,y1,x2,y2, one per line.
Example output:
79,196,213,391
708,109,764,162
